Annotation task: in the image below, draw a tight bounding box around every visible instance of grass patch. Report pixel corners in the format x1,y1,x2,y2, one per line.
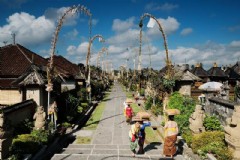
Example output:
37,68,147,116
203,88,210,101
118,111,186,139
131,103,142,114
75,136,91,144
84,102,106,130
83,92,109,130
145,127,161,143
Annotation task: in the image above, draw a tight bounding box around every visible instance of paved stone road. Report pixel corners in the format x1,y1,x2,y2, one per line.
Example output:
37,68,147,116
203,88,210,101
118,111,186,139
51,83,185,160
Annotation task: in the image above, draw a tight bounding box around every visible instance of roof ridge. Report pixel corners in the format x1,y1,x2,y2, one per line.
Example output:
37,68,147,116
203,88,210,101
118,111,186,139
16,44,32,64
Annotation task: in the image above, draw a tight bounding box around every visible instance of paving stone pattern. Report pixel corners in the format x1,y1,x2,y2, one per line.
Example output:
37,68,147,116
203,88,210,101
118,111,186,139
51,83,185,160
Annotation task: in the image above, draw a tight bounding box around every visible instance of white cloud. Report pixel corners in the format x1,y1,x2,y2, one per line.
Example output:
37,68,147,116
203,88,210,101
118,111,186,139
112,17,135,32
46,7,77,26
0,12,55,46
146,16,180,37
107,29,139,46
66,45,77,56
230,40,240,47
180,28,193,36
145,2,178,12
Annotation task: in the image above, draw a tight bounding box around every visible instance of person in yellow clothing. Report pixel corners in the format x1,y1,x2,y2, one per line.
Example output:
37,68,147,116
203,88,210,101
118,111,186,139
163,115,179,158
129,121,140,157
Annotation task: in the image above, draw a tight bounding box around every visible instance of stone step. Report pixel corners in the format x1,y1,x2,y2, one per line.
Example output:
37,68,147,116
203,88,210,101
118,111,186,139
67,144,163,150
51,153,185,160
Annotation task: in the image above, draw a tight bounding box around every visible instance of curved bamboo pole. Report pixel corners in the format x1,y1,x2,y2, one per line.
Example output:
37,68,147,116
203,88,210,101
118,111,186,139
47,4,92,121
139,13,171,78
96,47,108,67
48,4,92,88
139,13,172,123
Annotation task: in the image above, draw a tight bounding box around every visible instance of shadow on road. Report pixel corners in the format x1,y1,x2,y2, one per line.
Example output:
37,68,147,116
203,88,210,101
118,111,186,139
144,142,162,152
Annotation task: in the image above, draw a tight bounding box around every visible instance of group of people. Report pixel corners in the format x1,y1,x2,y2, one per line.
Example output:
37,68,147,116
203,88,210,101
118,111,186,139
123,99,179,158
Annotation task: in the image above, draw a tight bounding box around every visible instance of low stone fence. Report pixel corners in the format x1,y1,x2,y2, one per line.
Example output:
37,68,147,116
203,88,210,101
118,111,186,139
206,97,236,125
0,99,36,159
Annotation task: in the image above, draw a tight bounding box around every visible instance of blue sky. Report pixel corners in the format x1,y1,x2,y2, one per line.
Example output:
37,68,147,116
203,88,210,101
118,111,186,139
0,0,240,70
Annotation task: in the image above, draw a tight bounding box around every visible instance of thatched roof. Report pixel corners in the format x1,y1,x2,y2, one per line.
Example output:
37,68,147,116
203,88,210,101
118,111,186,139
175,70,202,81
191,64,209,77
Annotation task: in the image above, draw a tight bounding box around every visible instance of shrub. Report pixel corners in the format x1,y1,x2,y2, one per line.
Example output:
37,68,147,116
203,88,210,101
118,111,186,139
31,129,51,144
181,129,193,146
203,115,223,131
191,131,224,153
191,131,232,160
10,134,40,156
145,97,153,110
168,92,195,133
151,104,163,116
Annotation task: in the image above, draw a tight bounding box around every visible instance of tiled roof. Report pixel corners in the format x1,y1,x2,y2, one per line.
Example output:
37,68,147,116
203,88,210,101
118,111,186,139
51,55,80,77
0,44,47,77
0,78,18,88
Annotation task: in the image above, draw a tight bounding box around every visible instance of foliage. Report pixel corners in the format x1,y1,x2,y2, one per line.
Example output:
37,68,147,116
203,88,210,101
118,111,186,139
31,129,51,144
66,93,81,119
168,92,196,133
191,131,232,160
151,104,163,116
130,83,137,91
62,122,72,128
203,115,223,131
145,97,153,110
10,129,53,158
181,129,193,146
78,88,88,102
162,78,175,92
140,88,145,96
10,134,40,157
12,118,33,137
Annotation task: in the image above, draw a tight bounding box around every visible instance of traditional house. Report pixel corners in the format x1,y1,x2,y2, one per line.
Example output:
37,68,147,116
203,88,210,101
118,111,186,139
191,63,209,85
174,64,202,96
49,55,85,92
0,44,48,106
207,62,228,82
0,44,83,107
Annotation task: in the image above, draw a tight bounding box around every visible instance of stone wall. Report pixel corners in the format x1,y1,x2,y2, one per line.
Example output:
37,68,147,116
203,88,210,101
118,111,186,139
0,89,22,105
205,97,235,125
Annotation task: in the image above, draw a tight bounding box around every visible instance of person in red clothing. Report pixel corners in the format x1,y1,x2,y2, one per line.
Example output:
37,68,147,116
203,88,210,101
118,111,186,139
125,104,134,124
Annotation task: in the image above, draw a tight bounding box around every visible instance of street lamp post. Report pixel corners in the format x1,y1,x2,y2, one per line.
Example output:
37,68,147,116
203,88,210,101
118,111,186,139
86,34,105,104
47,4,91,129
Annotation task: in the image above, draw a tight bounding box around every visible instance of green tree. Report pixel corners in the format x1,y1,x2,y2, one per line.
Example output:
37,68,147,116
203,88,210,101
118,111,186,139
168,92,195,133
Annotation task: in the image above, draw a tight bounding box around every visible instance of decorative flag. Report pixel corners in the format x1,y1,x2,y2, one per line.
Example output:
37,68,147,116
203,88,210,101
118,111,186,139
147,17,155,28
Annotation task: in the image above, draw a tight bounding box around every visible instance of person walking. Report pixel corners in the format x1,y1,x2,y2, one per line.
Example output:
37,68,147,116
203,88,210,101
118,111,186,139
129,121,140,157
163,115,179,158
125,104,133,124
137,119,151,154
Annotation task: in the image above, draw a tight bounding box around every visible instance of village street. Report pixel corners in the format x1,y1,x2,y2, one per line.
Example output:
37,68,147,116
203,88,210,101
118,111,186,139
51,82,185,160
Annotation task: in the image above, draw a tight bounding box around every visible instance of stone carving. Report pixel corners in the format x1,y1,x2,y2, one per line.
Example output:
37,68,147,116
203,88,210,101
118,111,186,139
189,105,206,134
224,106,240,159
33,106,46,130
